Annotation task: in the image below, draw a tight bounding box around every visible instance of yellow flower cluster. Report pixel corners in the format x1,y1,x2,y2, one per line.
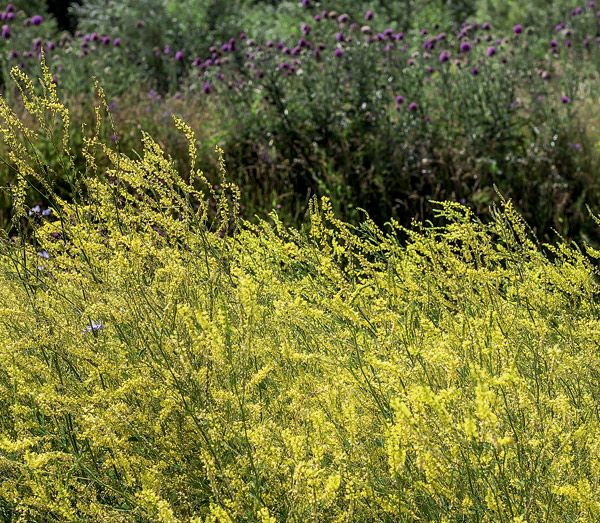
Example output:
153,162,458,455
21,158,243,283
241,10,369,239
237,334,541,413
1,66,600,521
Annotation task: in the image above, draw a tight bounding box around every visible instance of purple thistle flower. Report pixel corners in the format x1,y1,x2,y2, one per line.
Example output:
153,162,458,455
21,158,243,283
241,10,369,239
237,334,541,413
6,11,12,20
203,81,210,94
396,95,404,104
409,102,418,111
396,32,404,40
565,39,571,47
82,320,104,334
6,4,13,12
470,67,478,75
556,23,565,31
590,2,596,7
336,32,343,42
175,50,184,61
513,24,523,34
102,36,111,45
164,45,170,54
439,50,449,62
31,15,42,26
91,32,98,41
482,22,490,30
486,46,496,56
550,39,558,47
314,14,320,21
334,48,343,57
420,29,428,35
1,24,9,38
459,41,471,52
562,95,570,103
302,23,311,35
407,58,414,66
8,49,17,58
365,10,373,21
114,37,121,46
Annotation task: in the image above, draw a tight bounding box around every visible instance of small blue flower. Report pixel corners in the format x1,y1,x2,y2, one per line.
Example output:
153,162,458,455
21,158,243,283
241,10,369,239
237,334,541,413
82,320,104,334
38,251,50,259
29,205,41,216
42,208,52,216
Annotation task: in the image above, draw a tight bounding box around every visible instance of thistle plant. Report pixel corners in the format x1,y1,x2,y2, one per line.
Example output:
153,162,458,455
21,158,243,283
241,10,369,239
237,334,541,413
185,4,600,243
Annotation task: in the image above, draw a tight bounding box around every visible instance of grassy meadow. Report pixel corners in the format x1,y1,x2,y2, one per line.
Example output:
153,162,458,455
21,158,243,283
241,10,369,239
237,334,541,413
2,1,600,521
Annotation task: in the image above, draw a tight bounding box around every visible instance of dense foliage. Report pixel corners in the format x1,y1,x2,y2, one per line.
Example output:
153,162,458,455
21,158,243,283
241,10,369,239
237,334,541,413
0,1,599,245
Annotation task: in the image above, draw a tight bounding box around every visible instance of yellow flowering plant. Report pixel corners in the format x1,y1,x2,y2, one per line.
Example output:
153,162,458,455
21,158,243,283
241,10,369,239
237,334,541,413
1,63,600,522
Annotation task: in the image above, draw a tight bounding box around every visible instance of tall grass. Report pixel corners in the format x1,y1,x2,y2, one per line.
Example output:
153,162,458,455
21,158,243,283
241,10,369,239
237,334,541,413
1,65,600,522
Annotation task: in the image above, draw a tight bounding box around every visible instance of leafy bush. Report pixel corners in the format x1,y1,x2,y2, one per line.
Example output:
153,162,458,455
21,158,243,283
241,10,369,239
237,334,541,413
190,3,600,243
2,65,600,522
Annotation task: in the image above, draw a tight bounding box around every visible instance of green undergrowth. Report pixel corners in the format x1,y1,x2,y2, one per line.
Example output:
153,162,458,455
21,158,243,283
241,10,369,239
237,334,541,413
2,64,600,522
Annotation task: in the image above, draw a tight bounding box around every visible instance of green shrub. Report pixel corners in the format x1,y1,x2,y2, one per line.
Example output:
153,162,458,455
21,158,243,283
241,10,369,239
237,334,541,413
192,4,600,243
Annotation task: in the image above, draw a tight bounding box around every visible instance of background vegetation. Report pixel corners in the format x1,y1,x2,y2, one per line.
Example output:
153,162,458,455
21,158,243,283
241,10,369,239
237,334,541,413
1,0,600,245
